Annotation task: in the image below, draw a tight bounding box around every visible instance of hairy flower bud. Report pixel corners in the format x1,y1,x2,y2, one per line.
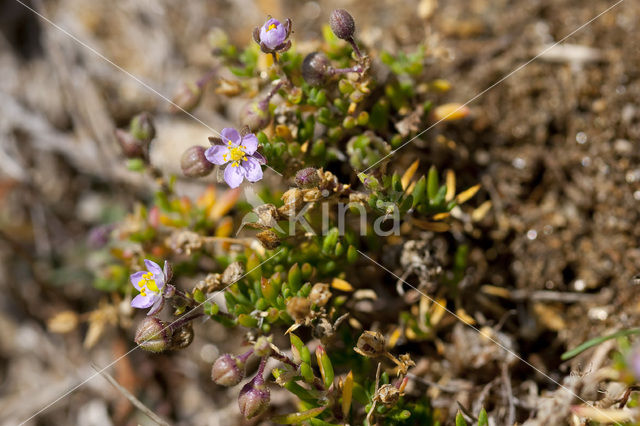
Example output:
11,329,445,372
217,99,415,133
129,112,155,143
134,317,172,353
170,81,202,113
181,146,214,177
242,101,271,132
238,377,270,419
253,336,273,357
302,52,331,87
212,353,246,386
329,9,355,40
354,330,386,358
294,167,321,188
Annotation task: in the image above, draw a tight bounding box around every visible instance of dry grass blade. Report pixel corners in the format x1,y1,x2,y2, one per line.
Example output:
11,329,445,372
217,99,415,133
91,364,171,426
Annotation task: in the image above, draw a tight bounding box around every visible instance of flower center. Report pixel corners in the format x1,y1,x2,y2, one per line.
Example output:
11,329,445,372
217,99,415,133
139,272,159,297
223,140,248,167
267,23,277,32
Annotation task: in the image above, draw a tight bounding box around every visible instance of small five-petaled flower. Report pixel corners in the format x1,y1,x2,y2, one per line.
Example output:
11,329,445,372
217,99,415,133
253,17,292,54
206,127,266,188
130,259,171,315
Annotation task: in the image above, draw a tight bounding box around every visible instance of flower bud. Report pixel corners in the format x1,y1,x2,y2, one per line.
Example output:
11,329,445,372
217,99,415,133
294,167,321,188
329,9,355,40
129,112,156,143
170,81,202,113
115,128,146,159
212,353,246,386
302,52,331,87
286,296,311,322
134,317,172,353
238,378,270,419
181,146,214,177
353,330,385,358
256,229,281,250
242,101,271,132
253,336,273,357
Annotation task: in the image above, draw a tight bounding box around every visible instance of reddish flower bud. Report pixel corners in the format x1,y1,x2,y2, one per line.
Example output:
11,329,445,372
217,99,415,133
242,101,271,132
181,146,214,177
238,377,270,419
115,128,146,159
170,81,202,113
329,9,355,40
294,167,321,188
212,353,246,386
302,52,331,87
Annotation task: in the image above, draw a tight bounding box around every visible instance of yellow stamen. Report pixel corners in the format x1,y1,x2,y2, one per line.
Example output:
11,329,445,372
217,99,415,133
138,271,160,296
226,142,247,167
267,23,277,31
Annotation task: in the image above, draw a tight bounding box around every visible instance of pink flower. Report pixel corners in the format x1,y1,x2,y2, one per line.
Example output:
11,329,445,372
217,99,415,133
130,259,170,315
252,18,292,54
205,127,266,188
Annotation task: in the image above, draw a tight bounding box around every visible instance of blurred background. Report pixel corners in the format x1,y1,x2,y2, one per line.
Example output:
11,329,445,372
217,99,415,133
0,0,639,424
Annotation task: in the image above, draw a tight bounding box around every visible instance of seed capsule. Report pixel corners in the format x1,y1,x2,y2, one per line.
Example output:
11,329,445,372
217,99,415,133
329,9,356,40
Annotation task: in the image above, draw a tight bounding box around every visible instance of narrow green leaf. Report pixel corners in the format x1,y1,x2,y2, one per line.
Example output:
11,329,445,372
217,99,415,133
455,411,468,426
477,407,488,426
427,166,439,200
561,328,640,360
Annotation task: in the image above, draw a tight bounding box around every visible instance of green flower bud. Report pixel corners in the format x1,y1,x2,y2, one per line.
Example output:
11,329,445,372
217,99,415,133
129,112,155,143
134,317,172,353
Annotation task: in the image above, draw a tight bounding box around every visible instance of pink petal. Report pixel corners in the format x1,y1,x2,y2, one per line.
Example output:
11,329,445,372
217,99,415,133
131,294,156,309
144,259,163,276
251,151,267,165
130,271,146,290
242,157,263,182
224,164,245,188
205,145,229,165
147,298,165,316
221,128,241,145
240,134,258,155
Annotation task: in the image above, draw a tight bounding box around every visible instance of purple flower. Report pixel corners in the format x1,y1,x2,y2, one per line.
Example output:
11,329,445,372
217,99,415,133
253,18,292,54
205,127,266,188
130,259,170,315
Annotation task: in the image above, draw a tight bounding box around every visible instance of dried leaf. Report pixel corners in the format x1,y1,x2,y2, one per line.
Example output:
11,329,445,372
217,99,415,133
331,278,354,292
401,159,420,190
455,184,481,204
342,371,354,418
